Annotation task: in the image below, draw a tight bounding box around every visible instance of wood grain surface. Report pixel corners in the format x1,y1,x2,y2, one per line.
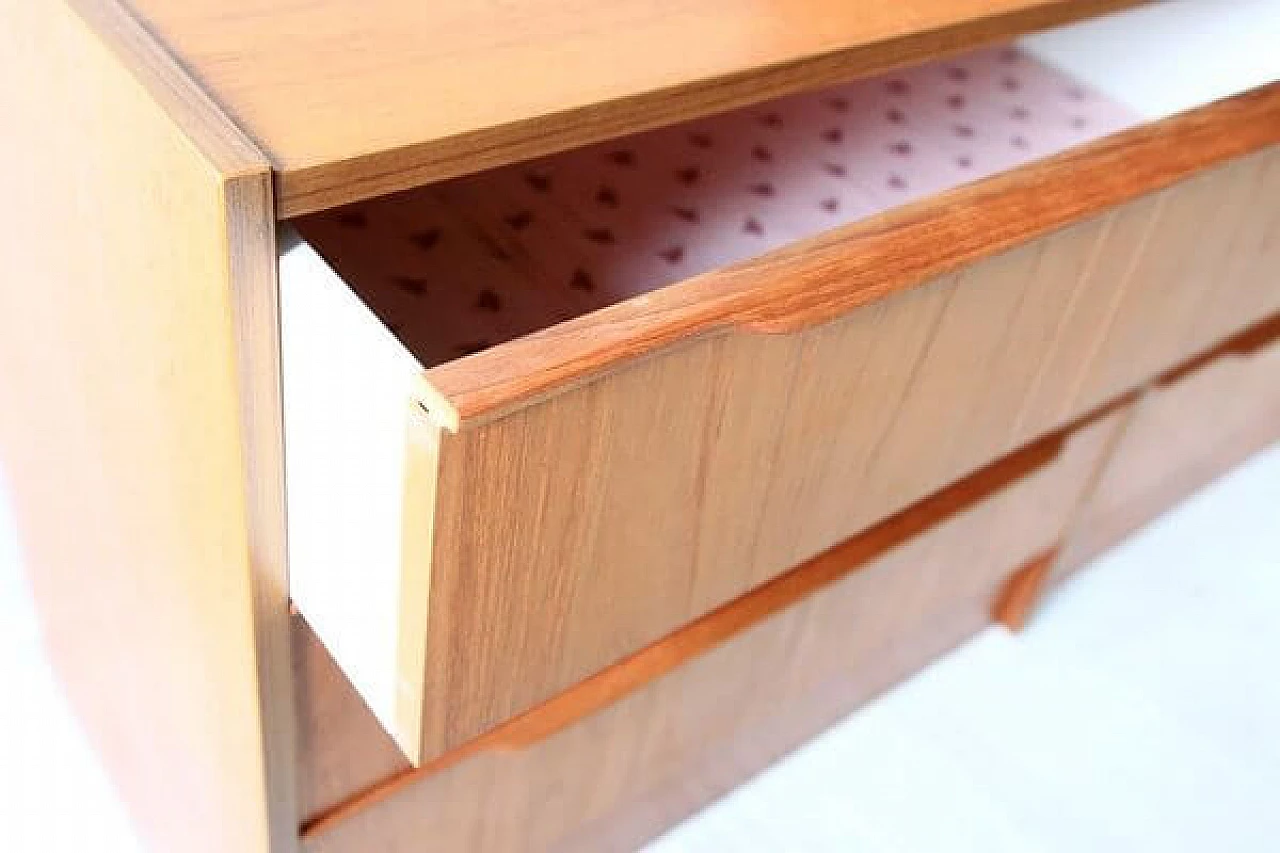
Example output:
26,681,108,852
422,85,1280,425
1,2,293,851
293,310,1280,837
1056,315,1280,581
993,548,1060,630
298,409,1121,849
387,142,1280,766
301,420,1068,826
123,0,1145,216
224,160,302,853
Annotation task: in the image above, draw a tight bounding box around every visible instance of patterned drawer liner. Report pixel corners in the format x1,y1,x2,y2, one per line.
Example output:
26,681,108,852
297,45,1137,368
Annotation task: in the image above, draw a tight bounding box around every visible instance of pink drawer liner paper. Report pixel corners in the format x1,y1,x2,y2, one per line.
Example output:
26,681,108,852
300,45,1139,366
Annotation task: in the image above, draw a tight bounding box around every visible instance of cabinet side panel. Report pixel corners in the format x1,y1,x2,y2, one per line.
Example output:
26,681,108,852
0,4,276,851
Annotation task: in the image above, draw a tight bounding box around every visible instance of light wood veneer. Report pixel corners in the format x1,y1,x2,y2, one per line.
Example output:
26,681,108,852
0,2,294,850
297,407,1123,848
289,126,1280,765
1057,316,1280,580
14,5,1279,852
424,85,1280,423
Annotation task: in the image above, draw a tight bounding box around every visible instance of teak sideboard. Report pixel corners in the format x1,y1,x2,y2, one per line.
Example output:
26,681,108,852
2,1,1277,851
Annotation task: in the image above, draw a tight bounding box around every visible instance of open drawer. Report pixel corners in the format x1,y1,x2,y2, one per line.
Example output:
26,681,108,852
280,2,1280,763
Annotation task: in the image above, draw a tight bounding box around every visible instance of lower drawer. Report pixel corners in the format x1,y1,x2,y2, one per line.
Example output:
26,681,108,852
297,408,1121,851
286,133,1280,763
1056,316,1280,578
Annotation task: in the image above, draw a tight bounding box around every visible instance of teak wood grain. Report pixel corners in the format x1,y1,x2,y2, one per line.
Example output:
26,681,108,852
121,0,1146,217
370,142,1280,765
298,409,1121,849
421,85,1280,425
1,2,295,851
18,4,1278,852
299,419,1068,825
993,548,1060,630
1056,315,1280,582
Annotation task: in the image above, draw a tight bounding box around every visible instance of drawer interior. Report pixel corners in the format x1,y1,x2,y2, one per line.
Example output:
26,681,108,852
283,0,1279,373
289,43,1133,367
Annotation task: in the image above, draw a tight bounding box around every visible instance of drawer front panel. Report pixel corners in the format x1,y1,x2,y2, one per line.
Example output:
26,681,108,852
1057,320,1280,578
303,413,1119,851
418,146,1280,758
1069,150,1280,412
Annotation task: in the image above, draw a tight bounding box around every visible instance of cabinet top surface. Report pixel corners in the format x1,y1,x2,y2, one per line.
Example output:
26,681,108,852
126,0,1141,216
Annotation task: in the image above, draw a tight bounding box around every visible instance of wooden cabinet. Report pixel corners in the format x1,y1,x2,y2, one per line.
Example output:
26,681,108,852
0,5,291,852
7,2,1278,852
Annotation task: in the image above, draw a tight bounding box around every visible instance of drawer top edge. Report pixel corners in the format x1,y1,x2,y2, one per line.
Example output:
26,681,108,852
427,83,1280,429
